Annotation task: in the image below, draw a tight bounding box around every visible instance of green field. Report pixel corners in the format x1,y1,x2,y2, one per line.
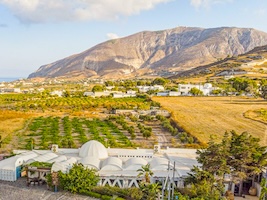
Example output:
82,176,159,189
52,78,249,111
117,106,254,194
1,113,186,152
18,116,135,150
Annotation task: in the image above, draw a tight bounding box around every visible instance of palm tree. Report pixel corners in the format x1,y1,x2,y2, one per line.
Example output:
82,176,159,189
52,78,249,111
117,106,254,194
149,182,161,196
140,182,162,200
137,164,153,183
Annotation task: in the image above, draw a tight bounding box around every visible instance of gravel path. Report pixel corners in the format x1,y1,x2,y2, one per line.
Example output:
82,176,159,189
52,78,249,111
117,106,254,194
0,178,97,200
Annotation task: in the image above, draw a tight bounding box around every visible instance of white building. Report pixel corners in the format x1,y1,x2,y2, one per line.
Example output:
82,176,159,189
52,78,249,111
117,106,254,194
0,140,255,195
137,85,165,93
113,93,136,98
169,91,181,96
83,92,95,97
50,90,64,97
153,85,165,91
126,90,136,95
156,91,169,96
178,83,215,96
37,88,45,93
0,140,199,189
0,88,21,93
84,91,136,98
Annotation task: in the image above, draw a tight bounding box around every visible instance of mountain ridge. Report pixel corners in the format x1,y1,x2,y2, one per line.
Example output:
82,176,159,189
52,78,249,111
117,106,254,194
28,26,267,79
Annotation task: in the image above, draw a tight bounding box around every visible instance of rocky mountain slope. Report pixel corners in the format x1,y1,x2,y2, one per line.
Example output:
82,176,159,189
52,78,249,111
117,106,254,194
170,44,267,79
28,26,267,79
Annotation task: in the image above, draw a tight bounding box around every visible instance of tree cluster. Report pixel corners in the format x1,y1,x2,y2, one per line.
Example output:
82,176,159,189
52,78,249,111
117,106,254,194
194,131,267,197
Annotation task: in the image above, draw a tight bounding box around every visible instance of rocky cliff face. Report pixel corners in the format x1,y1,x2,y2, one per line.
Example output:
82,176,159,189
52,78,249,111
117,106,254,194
28,26,267,79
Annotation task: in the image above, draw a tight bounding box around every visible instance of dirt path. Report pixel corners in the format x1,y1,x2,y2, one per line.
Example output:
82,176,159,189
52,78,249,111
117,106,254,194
240,58,267,68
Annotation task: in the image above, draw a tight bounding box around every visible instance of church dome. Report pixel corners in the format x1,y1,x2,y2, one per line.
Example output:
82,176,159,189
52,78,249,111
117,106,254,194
79,140,108,160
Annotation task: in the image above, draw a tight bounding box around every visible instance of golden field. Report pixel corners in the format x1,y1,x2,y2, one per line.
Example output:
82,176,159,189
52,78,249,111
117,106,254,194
153,96,267,145
0,110,34,137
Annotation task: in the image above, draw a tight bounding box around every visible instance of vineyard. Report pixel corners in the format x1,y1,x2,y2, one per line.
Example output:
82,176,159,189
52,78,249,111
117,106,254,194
8,113,197,151
18,116,132,149
0,93,200,152
0,94,154,112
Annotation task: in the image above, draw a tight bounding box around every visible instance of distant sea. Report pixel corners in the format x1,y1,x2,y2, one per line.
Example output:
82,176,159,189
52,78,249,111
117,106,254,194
0,77,22,82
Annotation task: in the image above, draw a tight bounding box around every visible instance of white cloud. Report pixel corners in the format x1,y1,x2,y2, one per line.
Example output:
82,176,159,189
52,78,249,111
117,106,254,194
106,33,119,40
190,0,232,9
0,0,171,23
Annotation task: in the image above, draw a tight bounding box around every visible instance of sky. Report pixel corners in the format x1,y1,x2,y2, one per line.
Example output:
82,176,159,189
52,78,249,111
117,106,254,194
0,0,267,78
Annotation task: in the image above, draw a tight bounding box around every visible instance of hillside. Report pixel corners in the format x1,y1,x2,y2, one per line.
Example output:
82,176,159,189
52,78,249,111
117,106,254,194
28,26,267,80
171,45,267,80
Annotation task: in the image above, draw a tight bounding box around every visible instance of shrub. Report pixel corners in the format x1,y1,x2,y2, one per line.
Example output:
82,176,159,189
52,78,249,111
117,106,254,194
83,191,101,198
115,197,125,200
58,163,99,194
101,195,112,200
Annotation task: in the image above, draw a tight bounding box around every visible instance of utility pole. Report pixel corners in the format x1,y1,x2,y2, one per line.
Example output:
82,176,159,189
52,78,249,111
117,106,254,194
162,161,170,200
171,162,176,200
162,161,177,200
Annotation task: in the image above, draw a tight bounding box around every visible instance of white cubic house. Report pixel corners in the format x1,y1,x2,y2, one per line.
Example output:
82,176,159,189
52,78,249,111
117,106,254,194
178,83,216,96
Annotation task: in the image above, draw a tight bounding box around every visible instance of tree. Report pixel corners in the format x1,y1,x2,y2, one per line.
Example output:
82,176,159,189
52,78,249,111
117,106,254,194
261,85,267,99
59,163,99,194
260,178,267,200
189,87,203,96
185,166,224,199
92,85,105,92
63,90,71,97
197,131,267,197
229,77,257,94
140,182,161,200
211,89,222,95
105,80,114,86
142,129,152,139
152,78,168,86
260,79,267,99
197,134,230,177
228,131,267,196
137,164,153,183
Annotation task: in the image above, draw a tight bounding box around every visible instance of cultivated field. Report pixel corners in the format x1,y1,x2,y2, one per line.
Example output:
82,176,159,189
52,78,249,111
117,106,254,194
153,96,267,145
0,114,180,152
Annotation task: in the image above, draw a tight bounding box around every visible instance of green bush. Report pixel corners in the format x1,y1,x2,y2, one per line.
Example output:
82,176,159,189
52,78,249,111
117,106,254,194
101,195,112,200
58,163,99,194
115,197,125,200
92,186,140,200
83,191,101,198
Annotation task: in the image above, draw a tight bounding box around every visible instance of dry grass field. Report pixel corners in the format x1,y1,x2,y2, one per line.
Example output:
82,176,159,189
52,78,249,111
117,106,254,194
0,111,35,138
153,96,267,145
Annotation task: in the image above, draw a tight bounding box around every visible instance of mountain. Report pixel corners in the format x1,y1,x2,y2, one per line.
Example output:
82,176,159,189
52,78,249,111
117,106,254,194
28,26,267,79
169,44,267,79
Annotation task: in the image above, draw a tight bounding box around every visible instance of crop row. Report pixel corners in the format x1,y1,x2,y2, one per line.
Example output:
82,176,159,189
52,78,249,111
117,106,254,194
22,116,135,150
0,94,152,111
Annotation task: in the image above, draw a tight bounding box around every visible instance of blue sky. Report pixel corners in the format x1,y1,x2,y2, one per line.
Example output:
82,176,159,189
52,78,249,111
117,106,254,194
0,0,267,78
